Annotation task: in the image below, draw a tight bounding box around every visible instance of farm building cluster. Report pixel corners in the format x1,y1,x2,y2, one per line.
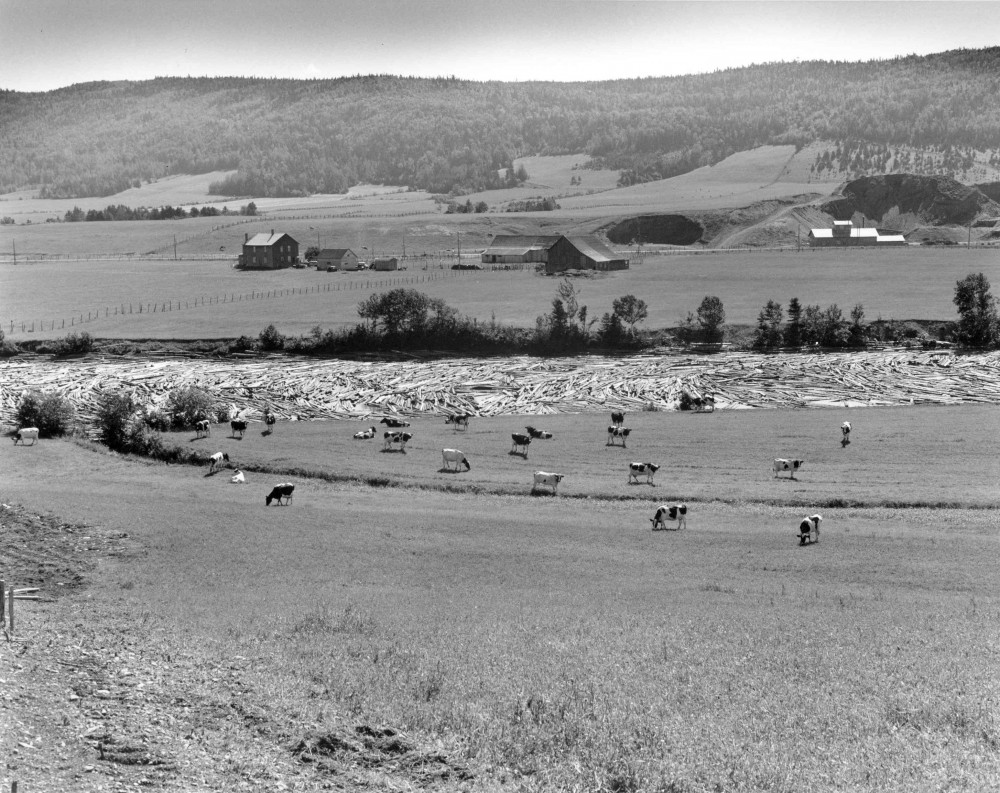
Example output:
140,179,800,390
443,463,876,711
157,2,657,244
481,234,629,273
808,220,906,247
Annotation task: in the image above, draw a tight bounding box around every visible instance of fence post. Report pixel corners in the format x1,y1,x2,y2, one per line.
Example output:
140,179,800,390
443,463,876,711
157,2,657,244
7,583,13,637
0,579,5,632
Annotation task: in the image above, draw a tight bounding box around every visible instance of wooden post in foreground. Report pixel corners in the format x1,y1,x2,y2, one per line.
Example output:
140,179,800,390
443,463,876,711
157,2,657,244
7,584,13,637
0,579,5,632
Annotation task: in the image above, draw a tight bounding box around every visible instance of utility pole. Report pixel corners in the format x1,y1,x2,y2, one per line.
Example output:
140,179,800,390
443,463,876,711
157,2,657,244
12,239,15,265
173,235,177,260
457,232,461,265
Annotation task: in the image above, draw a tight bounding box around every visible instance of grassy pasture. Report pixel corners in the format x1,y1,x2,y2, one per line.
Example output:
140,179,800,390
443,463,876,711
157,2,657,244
2,405,998,791
3,246,999,339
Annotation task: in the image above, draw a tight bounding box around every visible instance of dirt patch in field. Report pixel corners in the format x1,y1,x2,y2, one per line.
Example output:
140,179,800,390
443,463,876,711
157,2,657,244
605,214,704,245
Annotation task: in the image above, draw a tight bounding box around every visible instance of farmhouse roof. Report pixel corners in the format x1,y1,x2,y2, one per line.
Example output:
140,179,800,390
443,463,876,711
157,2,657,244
809,227,879,238
318,248,355,259
245,232,296,247
561,235,624,262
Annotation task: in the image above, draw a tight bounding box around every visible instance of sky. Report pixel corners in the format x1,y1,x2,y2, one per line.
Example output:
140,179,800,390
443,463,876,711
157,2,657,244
0,0,997,92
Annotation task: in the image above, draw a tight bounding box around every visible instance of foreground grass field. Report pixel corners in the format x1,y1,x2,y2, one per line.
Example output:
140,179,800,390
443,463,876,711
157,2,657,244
2,405,998,791
4,246,999,339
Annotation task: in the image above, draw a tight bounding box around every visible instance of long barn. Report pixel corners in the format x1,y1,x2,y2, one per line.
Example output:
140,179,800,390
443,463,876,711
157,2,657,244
545,235,629,274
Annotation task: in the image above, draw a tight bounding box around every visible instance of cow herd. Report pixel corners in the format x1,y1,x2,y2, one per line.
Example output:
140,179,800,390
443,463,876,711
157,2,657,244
11,406,844,543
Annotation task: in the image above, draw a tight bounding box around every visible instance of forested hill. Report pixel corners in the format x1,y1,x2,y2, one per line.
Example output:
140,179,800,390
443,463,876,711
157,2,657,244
2,47,999,199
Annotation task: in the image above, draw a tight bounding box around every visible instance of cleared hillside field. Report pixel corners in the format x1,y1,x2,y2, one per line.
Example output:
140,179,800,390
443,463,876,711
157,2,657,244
2,407,998,792
3,247,998,339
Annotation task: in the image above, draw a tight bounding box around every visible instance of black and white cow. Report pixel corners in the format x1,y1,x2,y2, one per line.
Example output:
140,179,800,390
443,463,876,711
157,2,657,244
195,419,211,438
773,458,805,479
266,482,295,506
651,503,687,530
692,395,716,412
353,426,377,440
798,514,822,545
230,419,248,438
445,413,473,431
380,417,411,428
208,451,230,472
13,427,39,446
383,431,413,452
442,448,471,471
611,410,626,427
264,410,276,433
607,426,632,447
525,426,553,440
510,433,532,457
532,471,564,494
628,462,660,485
841,421,852,445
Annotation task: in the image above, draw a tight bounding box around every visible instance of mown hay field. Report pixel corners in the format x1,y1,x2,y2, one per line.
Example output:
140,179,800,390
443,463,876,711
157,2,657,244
2,402,998,791
4,247,1000,339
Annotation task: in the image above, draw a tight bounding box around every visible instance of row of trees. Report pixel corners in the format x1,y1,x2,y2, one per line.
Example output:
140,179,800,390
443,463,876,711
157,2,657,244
62,202,256,223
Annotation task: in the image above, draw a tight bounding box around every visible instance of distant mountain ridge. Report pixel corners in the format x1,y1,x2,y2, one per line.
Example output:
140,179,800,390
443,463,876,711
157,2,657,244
2,47,999,199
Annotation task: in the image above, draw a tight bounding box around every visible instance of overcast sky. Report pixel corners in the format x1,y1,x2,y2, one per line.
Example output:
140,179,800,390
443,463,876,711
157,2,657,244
1,0,996,92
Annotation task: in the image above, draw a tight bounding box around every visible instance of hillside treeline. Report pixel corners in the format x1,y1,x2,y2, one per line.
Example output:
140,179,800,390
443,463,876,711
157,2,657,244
2,47,999,198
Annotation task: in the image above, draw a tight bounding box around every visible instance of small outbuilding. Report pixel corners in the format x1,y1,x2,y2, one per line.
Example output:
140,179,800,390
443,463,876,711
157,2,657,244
372,257,399,271
239,231,299,269
317,248,360,271
544,235,629,274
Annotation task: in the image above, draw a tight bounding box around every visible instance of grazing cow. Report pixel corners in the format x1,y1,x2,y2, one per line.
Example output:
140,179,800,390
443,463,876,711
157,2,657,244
264,411,276,433
380,417,411,428
230,419,248,438
208,451,230,472
510,432,532,457
841,421,852,446
265,482,295,506
692,395,716,412
195,419,210,438
773,458,805,479
383,431,413,452
230,469,246,484
353,426,377,440
532,471,564,494
445,413,473,431
607,426,632,447
13,427,39,446
798,514,822,545
651,503,687,530
611,410,626,427
525,426,553,440
628,462,660,485
442,448,471,471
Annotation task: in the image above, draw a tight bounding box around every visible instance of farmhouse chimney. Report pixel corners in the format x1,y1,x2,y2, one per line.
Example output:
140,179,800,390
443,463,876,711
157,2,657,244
245,233,248,243
271,229,274,237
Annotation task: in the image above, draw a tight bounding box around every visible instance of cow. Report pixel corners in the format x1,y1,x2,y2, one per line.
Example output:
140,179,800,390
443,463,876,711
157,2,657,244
230,469,246,484
264,410,276,434
195,419,210,438
13,427,39,446
841,421,852,446
510,432,532,457
442,448,471,471
773,458,805,479
611,410,626,427
353,426,377,440
445,413,473,431
798,514,822,545
607,426,632,447
525,426,553,440
380,417,411,428
651,503,687,530
692,395,716,412
230,419,248,438
628,462,660,485
265,482,295,506
383,431,412,452
208,451,230,472
532,471,564,495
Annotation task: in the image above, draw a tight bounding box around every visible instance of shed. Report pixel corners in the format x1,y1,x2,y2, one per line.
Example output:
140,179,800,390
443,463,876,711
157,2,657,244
239,231,299,269
544,235,629,274
317,248,360,271
372,258,399,271
481,235,560,265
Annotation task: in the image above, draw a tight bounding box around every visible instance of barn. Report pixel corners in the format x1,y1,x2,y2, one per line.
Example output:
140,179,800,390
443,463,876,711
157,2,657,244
481,235,560,266
544,235,629,274
239,231,299,269
372,258,399,271
809,220,907,247
317,248,361,271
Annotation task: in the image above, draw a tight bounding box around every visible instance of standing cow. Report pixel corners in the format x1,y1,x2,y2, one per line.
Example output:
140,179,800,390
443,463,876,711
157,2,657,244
651,503,687,530
442,448,471,471
230,419,248,438
607,426,631,447
773,459,805,479
13,427,39,446
628,462,660,485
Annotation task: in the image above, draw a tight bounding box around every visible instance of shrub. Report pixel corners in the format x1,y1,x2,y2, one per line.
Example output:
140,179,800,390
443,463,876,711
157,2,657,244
15,390,76,436
166,385,214,429
94,390,140,452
